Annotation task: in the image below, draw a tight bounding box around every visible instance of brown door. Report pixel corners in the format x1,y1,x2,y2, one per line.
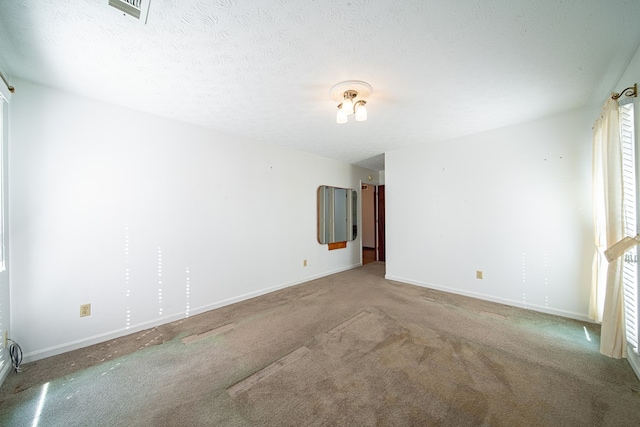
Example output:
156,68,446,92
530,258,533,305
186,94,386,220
377,185,385,262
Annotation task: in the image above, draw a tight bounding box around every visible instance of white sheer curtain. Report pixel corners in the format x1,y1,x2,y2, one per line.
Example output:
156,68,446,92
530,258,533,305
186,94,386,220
590,97,627,358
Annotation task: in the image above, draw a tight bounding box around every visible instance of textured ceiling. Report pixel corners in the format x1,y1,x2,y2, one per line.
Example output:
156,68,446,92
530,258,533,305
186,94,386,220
1,0,640,171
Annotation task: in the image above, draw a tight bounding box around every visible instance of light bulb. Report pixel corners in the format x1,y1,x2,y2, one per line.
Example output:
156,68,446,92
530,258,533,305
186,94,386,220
336,105,348,124
355,101,367,121
342,99,353,115
342,91,355,115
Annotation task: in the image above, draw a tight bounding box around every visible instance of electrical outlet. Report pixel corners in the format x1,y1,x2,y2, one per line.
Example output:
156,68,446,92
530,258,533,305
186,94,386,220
303,259,308,267
476,270,484,280
80,303,91,317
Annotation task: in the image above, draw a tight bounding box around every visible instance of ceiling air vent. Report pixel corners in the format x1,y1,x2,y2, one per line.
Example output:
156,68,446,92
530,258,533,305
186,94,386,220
108,0,151,23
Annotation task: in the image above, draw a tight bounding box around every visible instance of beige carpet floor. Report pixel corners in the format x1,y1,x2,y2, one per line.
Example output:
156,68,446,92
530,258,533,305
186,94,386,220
1,262,640,426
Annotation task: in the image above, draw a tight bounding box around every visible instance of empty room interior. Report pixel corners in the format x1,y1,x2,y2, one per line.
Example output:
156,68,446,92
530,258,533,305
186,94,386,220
2,1,640,425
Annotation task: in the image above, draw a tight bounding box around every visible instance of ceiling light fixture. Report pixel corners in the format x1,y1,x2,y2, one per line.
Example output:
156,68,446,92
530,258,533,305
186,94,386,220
330,80,372,124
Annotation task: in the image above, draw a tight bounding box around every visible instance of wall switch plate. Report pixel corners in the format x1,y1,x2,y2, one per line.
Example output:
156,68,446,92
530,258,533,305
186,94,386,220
476,270,484,280
303,259,308,267
80,303,91,317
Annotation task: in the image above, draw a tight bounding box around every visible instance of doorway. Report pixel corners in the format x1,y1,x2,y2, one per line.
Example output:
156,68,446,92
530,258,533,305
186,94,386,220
361,184,385,264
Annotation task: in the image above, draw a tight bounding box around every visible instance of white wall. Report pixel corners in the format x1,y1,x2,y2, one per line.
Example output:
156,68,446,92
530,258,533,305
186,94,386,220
9,80,375,361
614,44,640,102
386,106,595,320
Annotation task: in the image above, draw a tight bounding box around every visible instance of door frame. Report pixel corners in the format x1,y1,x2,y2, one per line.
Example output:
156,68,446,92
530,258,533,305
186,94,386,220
360,181,385,264
377,185,385,262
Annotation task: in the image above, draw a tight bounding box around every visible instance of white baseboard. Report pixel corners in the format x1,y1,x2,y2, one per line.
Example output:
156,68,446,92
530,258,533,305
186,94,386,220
385,274,591,323
22,263,362,363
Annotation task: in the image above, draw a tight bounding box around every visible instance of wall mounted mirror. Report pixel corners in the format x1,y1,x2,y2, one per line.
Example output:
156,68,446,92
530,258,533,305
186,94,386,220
318,185,357,244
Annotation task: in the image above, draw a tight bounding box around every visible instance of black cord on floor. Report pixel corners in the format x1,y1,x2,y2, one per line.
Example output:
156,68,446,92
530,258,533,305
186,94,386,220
7,338,23,373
